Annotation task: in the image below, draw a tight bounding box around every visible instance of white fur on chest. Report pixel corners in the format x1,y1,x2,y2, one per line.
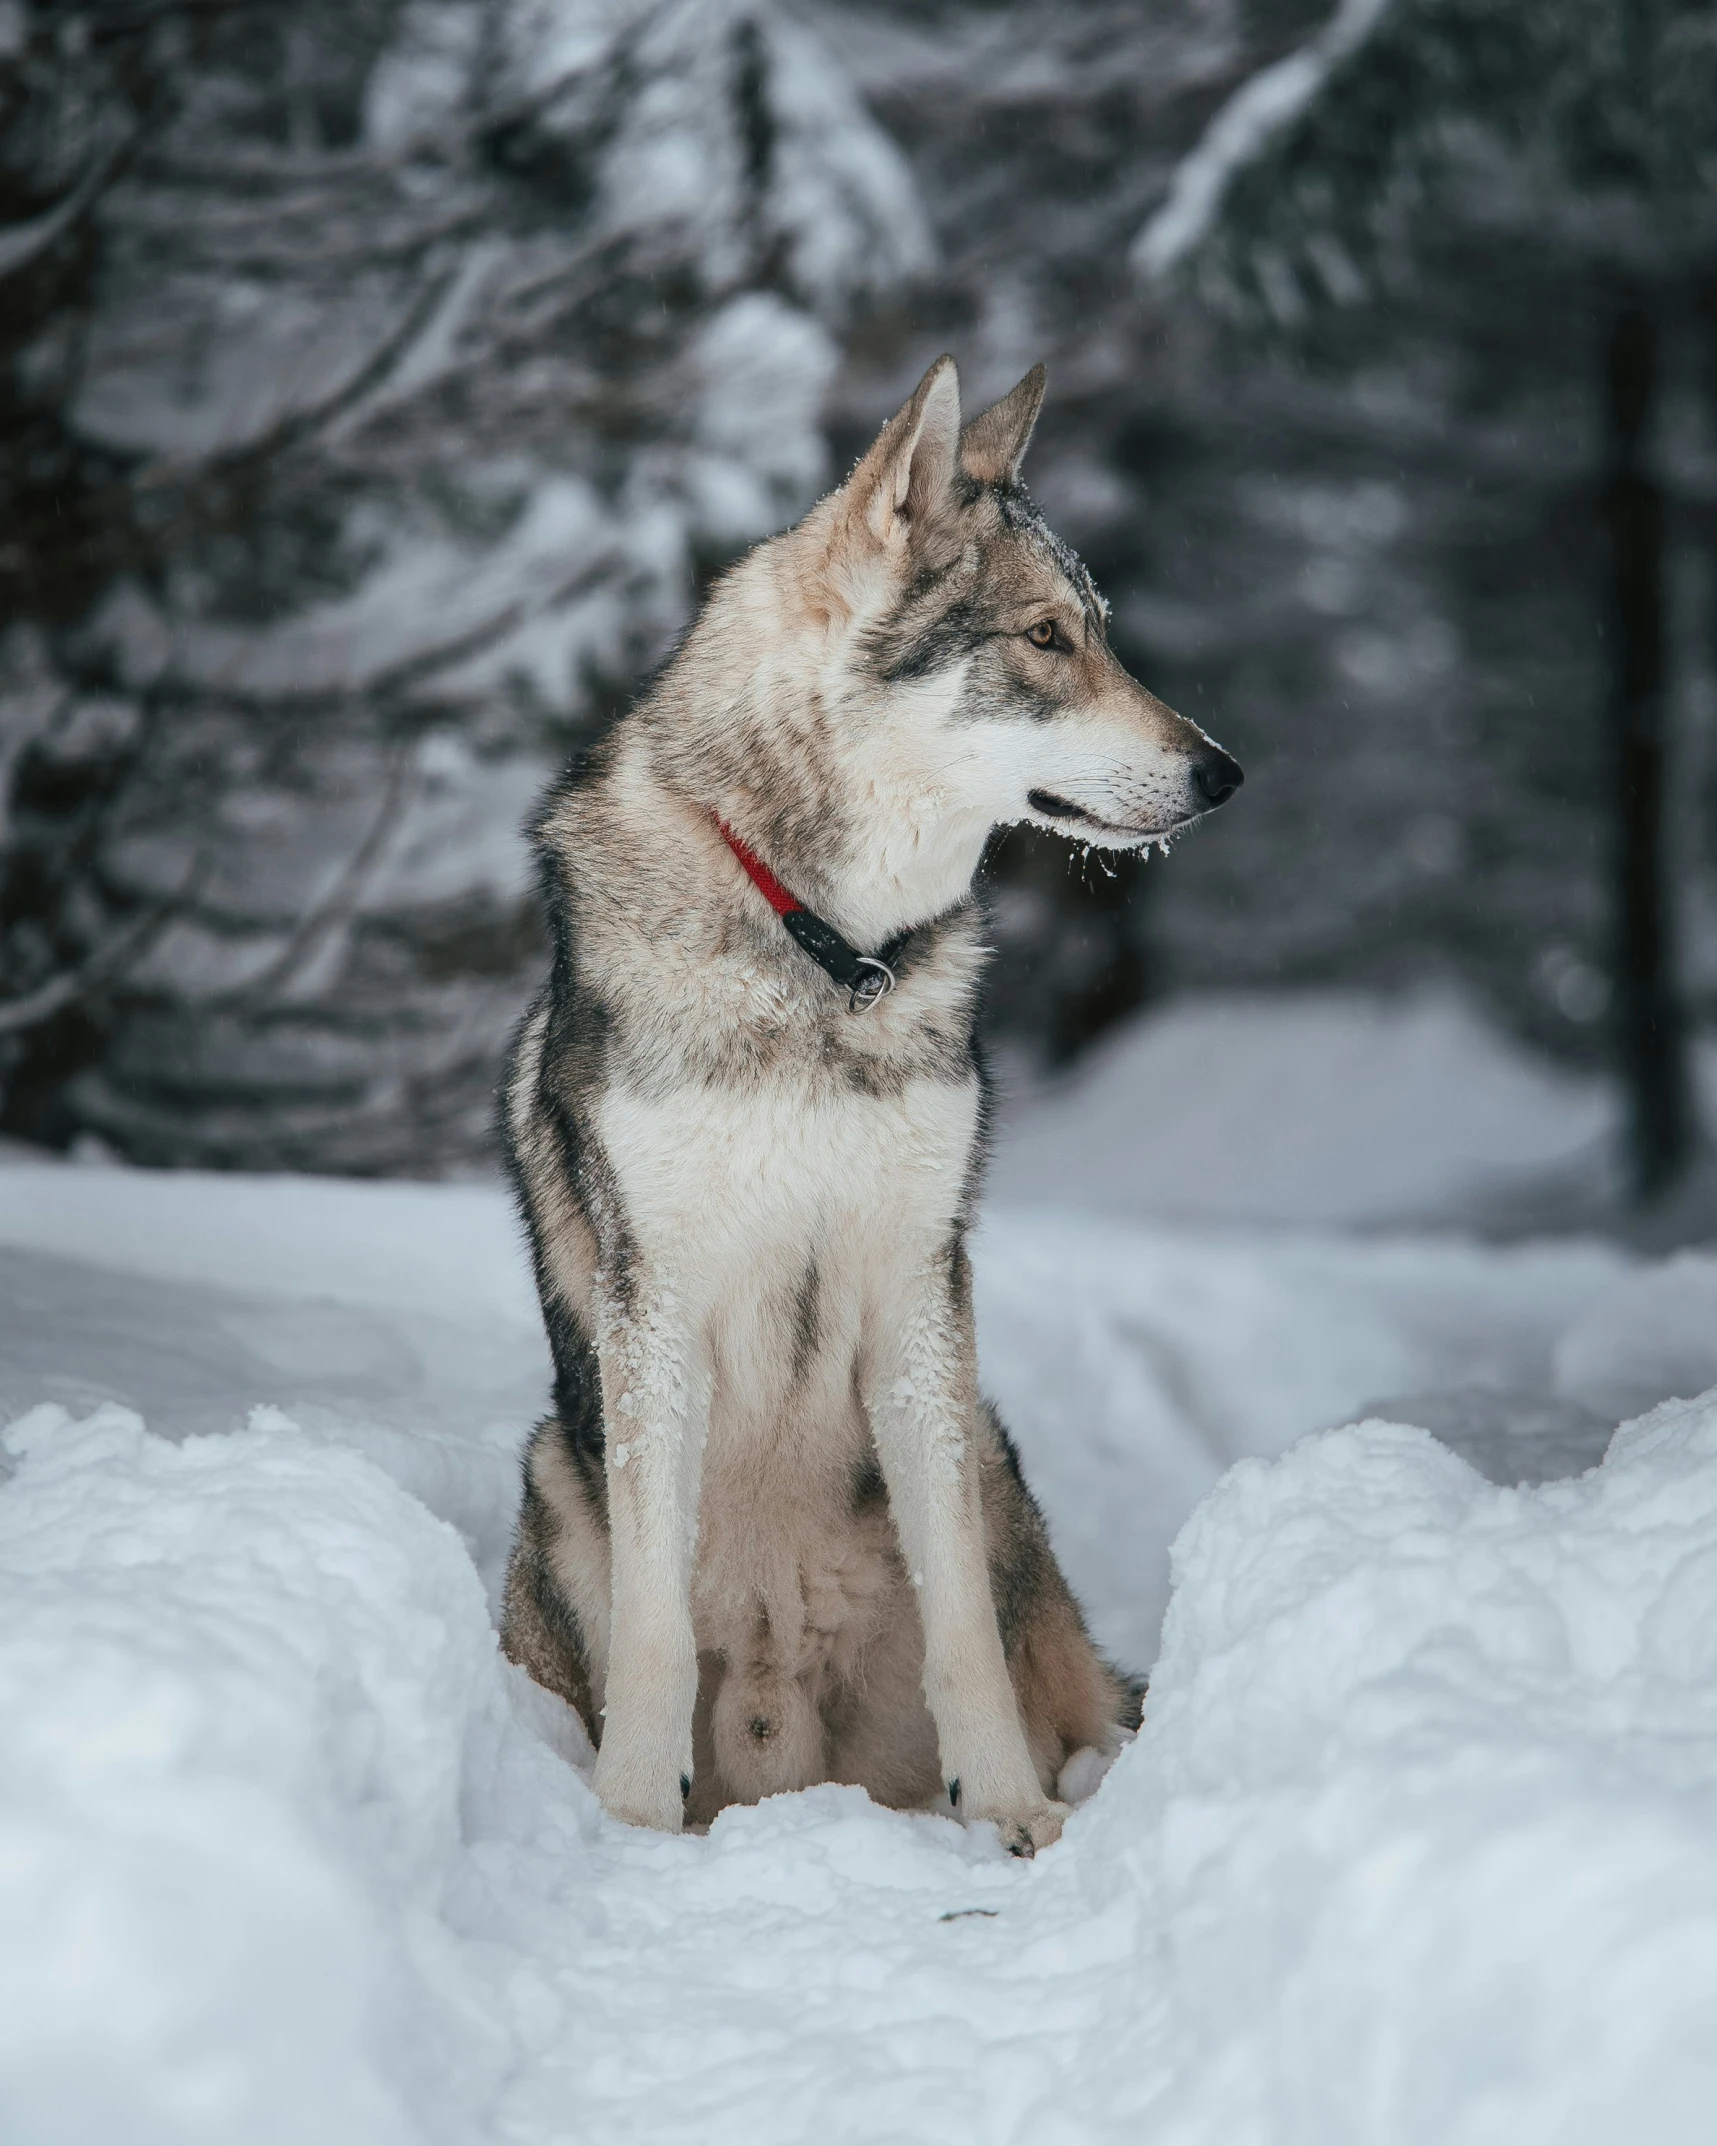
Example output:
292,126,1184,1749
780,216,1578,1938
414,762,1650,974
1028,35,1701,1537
596,1071,978,1287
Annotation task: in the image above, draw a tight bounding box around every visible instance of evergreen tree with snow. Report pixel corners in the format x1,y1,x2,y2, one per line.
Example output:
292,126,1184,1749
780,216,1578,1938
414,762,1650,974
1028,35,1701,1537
1138,0,1717,1203
0,0,925,1169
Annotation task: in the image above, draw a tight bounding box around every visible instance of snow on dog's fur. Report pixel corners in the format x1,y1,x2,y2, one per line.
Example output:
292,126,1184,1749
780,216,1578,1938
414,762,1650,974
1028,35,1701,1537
500,358,1241,1852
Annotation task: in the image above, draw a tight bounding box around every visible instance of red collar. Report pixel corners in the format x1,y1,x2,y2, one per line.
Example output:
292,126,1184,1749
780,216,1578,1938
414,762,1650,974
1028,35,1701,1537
713,815,902,1013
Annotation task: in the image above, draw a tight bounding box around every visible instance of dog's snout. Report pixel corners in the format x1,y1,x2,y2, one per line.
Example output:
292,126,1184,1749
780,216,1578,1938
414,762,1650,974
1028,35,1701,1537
1192,748,1243,809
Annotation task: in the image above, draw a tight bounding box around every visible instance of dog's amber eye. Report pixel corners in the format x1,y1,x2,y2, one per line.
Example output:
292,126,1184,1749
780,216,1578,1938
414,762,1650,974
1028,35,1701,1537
1026,619,1060,650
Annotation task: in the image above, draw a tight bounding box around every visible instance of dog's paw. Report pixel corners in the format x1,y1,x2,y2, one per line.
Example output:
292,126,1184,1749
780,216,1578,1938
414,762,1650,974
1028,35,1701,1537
592,1776,687,1833
984,1799,1070,1859
591,1748,690,1834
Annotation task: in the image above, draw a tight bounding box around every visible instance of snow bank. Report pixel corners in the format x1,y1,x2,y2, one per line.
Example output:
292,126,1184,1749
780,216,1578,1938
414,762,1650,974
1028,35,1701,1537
0,1402,514,2145
4,1165,1717,2138
971,1206,1626,1665
1080,1395,1717,2142
987,988,1612,1231
5,1382,1717,2143
0,1169,548,1612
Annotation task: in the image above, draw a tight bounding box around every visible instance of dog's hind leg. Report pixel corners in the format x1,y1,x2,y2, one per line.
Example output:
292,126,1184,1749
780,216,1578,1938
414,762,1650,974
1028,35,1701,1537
501,1426,601,1731
863,1237,1068,1857
977,1404,1144,1802
588,1268,711,1832
501,1415,611,1744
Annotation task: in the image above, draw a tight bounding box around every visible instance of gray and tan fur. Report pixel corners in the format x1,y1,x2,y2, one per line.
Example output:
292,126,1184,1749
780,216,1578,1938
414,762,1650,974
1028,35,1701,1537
500,357,1241,1853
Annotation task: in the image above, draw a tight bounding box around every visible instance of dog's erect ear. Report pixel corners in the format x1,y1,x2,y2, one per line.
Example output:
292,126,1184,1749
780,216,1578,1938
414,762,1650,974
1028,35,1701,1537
850,355,962,545
959,364,1046,486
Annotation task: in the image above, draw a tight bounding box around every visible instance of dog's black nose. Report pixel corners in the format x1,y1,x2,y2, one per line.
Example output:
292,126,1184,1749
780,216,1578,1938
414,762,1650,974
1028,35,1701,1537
1193,749,1243,808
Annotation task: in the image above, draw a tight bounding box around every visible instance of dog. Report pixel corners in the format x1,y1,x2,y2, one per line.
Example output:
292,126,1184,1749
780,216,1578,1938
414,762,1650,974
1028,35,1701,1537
499,357,1241,1854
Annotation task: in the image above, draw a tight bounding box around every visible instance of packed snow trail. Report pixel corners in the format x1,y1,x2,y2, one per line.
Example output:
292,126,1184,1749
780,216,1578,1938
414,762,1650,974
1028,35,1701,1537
4,1166,1717,2142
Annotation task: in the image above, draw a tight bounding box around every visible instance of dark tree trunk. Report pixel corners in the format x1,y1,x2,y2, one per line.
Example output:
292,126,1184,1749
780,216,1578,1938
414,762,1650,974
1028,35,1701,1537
1604,292,1690,1201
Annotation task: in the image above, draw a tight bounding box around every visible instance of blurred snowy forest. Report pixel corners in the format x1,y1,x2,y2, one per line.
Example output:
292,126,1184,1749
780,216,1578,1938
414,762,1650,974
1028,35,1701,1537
3,0,1716,1185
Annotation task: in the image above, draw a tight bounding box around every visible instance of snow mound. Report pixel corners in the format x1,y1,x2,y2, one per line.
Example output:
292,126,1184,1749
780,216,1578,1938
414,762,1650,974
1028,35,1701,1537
0,1402,522,2145
1553,1251,1717,1425
972,1206,1625,1661
1099,1394,1717,2141
988,988,1611,1229
5,1383,1717,2142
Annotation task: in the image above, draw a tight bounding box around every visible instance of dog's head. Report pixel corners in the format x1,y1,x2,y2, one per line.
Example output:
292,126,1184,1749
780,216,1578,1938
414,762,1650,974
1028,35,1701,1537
813,356,1241,851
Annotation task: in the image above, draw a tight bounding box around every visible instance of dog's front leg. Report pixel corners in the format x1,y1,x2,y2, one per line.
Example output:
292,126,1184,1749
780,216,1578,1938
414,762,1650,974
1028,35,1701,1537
589,1271,708,1831
866,1240,1067,1857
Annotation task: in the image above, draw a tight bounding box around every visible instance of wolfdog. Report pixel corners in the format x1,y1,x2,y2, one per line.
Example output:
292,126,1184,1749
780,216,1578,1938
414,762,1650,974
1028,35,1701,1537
500,358,1241,1853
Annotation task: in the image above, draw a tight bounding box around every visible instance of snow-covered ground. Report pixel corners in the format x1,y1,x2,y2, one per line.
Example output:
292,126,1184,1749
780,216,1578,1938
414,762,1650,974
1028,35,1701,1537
5,1101,1717,2139
987,987,1619,1231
